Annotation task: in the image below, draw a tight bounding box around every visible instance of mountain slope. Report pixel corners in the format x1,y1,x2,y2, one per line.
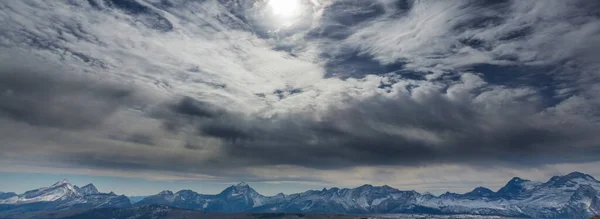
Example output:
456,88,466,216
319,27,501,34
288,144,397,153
0,192,17,200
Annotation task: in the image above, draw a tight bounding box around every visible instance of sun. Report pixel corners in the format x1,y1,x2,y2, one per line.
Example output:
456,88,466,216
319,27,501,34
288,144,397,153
268,0,301,18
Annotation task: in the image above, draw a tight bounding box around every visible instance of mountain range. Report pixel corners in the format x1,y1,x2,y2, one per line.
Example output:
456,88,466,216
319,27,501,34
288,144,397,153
0,179,130,218
1,172,599,218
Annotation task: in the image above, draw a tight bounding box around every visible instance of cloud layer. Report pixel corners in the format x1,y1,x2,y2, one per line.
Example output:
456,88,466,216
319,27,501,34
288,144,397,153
0,0,599,189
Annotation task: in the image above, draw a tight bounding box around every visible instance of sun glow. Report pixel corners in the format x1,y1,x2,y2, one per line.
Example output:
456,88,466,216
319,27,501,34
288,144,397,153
268,0,301,18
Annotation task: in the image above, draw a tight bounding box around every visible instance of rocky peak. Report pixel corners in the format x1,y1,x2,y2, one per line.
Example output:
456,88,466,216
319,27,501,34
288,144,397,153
440,191,461,199
176,189,198,196
548,172,598,186
358,184,374,189
354,184,376,193
274,192,285,198
158,190,174,196
421,192,436,199
473,186,494,192
467,187,494,195
565,172,593,179
507,177,528,184
46,179,78,195
51,179,70,187
221,182,258,198
461,187,496,199
496,177,536,199
78,183,99,195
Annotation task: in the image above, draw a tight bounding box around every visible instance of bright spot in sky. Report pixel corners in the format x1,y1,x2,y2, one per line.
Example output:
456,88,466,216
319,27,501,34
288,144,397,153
269,0,301,18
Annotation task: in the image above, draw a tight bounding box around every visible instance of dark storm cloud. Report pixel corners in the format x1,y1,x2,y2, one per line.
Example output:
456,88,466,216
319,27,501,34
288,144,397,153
108,133,157,146
0,56,136,129
162,85,600,170
172,97,224,118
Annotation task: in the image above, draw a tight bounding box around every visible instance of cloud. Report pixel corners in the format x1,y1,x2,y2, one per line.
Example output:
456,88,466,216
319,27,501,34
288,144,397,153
159,74,600,170
0,0,599,191
312,0,600,98
0,53,138,129
337,0,600,67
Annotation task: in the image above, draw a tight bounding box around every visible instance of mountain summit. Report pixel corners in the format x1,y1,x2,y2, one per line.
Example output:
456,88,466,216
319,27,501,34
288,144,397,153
496,176,540,199
51,179,70,187
76,183,99,195
546,172,598,186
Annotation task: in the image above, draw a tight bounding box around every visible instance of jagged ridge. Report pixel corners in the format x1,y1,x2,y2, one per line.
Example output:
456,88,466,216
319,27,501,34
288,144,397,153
1,172,599,218
134,172,600,218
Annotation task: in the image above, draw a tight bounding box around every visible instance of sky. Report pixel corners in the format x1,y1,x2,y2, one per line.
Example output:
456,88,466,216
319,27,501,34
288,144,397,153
0,0,599,196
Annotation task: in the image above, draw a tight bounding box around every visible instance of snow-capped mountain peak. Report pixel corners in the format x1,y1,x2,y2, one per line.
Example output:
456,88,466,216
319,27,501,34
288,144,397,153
565,172,596,180
222,183,259,198
0,179,129,210
505,177,528,185
463,186,495,198
547,172,598,186
77,183,99,195
358,184,374,189
158,190,174,196
51,179,70,187
496,176,540,199
472,186,494,193
0,179,80,204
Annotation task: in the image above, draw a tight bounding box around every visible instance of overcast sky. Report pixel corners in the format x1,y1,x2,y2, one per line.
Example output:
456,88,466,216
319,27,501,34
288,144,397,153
0,0,599,196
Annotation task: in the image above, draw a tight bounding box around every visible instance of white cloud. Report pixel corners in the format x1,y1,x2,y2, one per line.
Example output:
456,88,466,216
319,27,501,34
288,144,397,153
0,0,599,193
337,0,600,76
